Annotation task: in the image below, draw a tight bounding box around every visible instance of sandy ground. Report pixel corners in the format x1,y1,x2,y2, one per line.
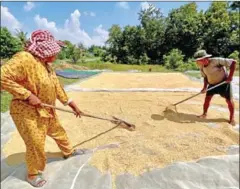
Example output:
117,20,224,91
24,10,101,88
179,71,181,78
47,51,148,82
3,73,239,179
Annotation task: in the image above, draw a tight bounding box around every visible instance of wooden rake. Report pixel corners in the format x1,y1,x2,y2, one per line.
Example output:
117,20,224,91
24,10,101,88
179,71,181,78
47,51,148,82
164,81,227,113
41,103,135,131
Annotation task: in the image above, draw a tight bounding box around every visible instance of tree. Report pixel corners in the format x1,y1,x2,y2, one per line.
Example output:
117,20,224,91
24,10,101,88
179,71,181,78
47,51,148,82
106,25,123,62
120,25,146,64
229,50,239,70
57,49,67,60
230,1,240,10
202,2,232,56
138,4,166,64
0,27,22,58
57,40,73,59
77,43,86,52
163,49,184,70
15,29,28,49
165,2,203,59
103,2,238,66
228,3,240,53
88,45,106,57
67,44,83,64
77,43,86,58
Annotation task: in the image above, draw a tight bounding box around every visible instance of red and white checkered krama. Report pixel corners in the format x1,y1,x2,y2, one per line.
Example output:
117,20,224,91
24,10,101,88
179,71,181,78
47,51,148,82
26,30,65,59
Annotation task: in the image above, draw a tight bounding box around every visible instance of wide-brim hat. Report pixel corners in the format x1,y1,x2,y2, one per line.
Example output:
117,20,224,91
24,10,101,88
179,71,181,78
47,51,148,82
194,50,212,60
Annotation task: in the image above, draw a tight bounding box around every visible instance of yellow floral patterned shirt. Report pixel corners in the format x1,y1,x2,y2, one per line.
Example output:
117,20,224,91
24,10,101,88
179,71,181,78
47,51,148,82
1,51,69,118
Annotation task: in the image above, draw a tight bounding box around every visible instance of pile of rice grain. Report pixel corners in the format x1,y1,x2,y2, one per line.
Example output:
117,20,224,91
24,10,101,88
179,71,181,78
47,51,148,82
3,73,239,182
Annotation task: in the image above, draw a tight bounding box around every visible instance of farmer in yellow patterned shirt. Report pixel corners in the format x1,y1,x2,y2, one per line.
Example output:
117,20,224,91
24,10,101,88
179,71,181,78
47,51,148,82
1,30,85,187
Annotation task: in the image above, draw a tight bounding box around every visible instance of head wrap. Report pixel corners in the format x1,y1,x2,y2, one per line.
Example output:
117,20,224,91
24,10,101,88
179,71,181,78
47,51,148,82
25,30,65,59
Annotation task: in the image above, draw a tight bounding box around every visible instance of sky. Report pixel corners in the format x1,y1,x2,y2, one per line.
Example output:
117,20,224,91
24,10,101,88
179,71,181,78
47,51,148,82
1,1,211,47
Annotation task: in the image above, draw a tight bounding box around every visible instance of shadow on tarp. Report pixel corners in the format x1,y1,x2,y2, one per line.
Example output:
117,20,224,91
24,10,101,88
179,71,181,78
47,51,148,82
2,124,122,182
1,153,64,183
151,110,228,124
5,151,65,166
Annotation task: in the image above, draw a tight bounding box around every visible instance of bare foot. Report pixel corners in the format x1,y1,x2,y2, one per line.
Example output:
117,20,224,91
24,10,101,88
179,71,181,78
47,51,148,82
197,114,207,119
229,120,236,126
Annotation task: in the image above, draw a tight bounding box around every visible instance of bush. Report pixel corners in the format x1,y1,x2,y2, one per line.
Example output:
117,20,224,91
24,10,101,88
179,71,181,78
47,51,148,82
57,50,66,60
163,49,184,70
228,50,239,61
228,50,239,70
127,56,139,65
1,91,12,112
0,27,22,58
102,52,117,63
176,59,198,72
67,45,83,64
139,53,150,65
85,52,95,58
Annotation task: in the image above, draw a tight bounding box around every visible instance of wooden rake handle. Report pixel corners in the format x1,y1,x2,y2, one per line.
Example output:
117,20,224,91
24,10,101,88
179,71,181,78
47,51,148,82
173,81,227,106
41,103,118,123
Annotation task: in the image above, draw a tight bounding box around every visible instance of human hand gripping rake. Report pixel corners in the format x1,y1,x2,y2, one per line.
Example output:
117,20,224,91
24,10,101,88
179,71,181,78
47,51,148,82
164,81,227,113
41,103,135,131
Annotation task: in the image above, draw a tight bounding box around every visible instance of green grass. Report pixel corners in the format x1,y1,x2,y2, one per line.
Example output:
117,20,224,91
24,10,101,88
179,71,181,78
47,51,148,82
0,77,79,113
57,76,80,86
58,57,240,74
1,91,12,113
234,70,240,76
84,57,101,62
1,61,238,113
184,72,202,79
77,61,170,72
184,69,239,79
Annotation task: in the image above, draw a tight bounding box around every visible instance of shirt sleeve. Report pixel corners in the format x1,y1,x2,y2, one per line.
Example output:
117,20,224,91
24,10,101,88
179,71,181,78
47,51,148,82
1,52,32,100
216,58,234,68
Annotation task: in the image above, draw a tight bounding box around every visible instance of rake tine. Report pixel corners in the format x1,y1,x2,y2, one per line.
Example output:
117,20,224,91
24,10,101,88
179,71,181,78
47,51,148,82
174,105,178,113
112,116,136,129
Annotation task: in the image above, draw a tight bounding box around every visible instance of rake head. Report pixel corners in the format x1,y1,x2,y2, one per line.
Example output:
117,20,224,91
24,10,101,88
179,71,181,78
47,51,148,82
163,104,178,114
112,116,136,131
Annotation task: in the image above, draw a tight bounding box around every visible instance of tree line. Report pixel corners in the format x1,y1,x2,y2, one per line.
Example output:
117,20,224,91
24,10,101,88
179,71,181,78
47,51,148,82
105,1,239,66
1,1,239,71
0,27,107,63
